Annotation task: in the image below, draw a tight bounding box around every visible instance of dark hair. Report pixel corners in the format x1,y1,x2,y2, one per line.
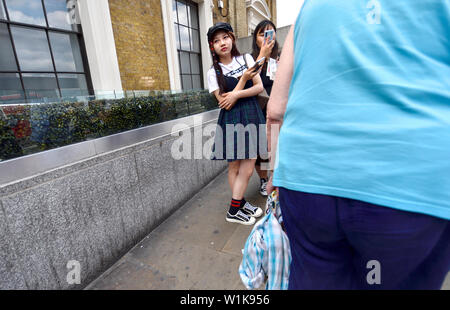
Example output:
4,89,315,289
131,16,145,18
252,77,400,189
209,30,241,95
251,20,279,64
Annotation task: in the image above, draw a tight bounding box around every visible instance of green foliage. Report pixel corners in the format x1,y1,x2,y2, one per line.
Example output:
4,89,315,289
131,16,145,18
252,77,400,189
0,90,216,161
0,118,24,160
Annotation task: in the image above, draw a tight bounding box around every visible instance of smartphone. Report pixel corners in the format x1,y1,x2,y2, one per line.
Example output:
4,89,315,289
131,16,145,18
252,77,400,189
251,57,265,71
264,29,274,42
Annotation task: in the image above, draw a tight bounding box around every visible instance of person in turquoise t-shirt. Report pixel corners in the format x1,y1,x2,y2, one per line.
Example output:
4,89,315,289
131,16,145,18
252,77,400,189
267,0,450,289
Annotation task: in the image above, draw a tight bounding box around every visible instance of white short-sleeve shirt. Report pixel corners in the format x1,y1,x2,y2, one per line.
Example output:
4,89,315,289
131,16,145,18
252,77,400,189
207,54,256,93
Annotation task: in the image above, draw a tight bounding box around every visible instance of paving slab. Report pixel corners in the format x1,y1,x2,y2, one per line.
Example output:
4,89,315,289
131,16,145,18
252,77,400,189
85,168,450,290
86,255,177,290
86,169,266,290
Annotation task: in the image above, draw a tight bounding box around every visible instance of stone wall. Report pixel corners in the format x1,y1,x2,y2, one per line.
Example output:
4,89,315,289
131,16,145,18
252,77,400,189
108,0,171,90
0,114,226,289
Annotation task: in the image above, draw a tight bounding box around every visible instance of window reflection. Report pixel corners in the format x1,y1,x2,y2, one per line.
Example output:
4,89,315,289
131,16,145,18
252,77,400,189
174,24,180,49
0,1,89,103
5,0,46,26
0,0,6,20
182,75,192,90
179,51,190,74
177,1,188,26
0,73,24,103
44,0,79,31
172,0,177,23
22,73,59,100
49,32,83,72
179,25,190,51
192,75,201,90
0,24,18,71
11,26,54,71
189,4,198,29
58,73,88,97
190,29,200,52
190,54,200,74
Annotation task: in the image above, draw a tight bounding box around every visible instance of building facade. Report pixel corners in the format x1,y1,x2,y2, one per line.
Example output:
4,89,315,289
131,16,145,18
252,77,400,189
0,0,277,104
212,0,277,38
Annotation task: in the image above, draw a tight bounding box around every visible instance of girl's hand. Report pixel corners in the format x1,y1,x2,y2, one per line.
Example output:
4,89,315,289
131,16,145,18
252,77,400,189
242,66,261,82
260,37,275,60
219,92,239,110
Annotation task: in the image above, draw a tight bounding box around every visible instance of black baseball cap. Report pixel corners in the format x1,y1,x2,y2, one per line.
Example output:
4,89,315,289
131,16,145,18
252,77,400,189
207,22,234,42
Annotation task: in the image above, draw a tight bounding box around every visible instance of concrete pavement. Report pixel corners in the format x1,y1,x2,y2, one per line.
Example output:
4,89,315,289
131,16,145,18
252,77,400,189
85,169,265,290
85,169,450,290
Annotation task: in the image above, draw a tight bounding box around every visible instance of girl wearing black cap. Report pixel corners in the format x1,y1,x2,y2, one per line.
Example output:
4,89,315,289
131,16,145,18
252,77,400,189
251,20,280,197
206,22,267,225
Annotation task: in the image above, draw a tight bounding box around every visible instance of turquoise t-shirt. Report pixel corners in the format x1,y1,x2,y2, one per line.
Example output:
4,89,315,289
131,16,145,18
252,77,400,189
273,0,450,220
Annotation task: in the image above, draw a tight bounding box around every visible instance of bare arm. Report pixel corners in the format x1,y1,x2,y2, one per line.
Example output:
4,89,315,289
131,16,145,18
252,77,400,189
267,24,294,126
266,23,295,192
267,0,304,124
234,73,264,99
216,66,264,110
212,89,224,103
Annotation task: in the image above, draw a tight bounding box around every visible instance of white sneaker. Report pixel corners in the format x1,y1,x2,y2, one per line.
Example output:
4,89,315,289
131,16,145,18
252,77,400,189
259,179,268,196
226,209,256,225
241,201,263,218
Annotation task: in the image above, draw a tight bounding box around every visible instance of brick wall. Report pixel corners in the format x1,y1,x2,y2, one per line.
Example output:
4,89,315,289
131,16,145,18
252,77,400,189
211,0,245,37
234,0,247,38
108,0,170,91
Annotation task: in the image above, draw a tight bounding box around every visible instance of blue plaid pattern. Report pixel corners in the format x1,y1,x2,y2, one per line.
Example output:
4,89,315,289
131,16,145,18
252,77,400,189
239,191,291,290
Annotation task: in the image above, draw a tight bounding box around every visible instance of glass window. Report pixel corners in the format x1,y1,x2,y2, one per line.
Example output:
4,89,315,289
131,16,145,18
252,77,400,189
0,73,24,103
188,4,198,29
0,24,18,71
11,26,54,71
174,0,203,91
177,1,188,26
22,73,59,100
5,0,46,26
49,32,83,72
192,75,201,90
0,0,90,103
190,54,200,74
0,0,6,20
190,29,200,52
181,75,192,90
58,73,88,97
44,0,80,32
179,25,190,51
179,52,191,74
172,0,177,23
174,24,180,49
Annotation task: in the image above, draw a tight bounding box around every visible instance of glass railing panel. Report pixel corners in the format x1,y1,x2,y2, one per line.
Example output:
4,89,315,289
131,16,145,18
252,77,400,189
0,89,218,161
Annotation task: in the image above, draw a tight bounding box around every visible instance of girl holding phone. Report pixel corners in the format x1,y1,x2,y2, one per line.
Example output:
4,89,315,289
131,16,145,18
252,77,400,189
206,22,266,225
251,20,280,196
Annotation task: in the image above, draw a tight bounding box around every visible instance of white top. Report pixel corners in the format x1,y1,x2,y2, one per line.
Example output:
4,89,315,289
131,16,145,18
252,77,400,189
207,54,256,93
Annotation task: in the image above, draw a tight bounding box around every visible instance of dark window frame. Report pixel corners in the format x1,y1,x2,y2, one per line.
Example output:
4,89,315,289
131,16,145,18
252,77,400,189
173,0,203,91
0,0,93,103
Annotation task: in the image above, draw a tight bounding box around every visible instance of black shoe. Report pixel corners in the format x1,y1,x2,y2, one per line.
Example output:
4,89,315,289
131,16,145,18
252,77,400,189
226,209,256,225
241,201,263,218
259,179,268,196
